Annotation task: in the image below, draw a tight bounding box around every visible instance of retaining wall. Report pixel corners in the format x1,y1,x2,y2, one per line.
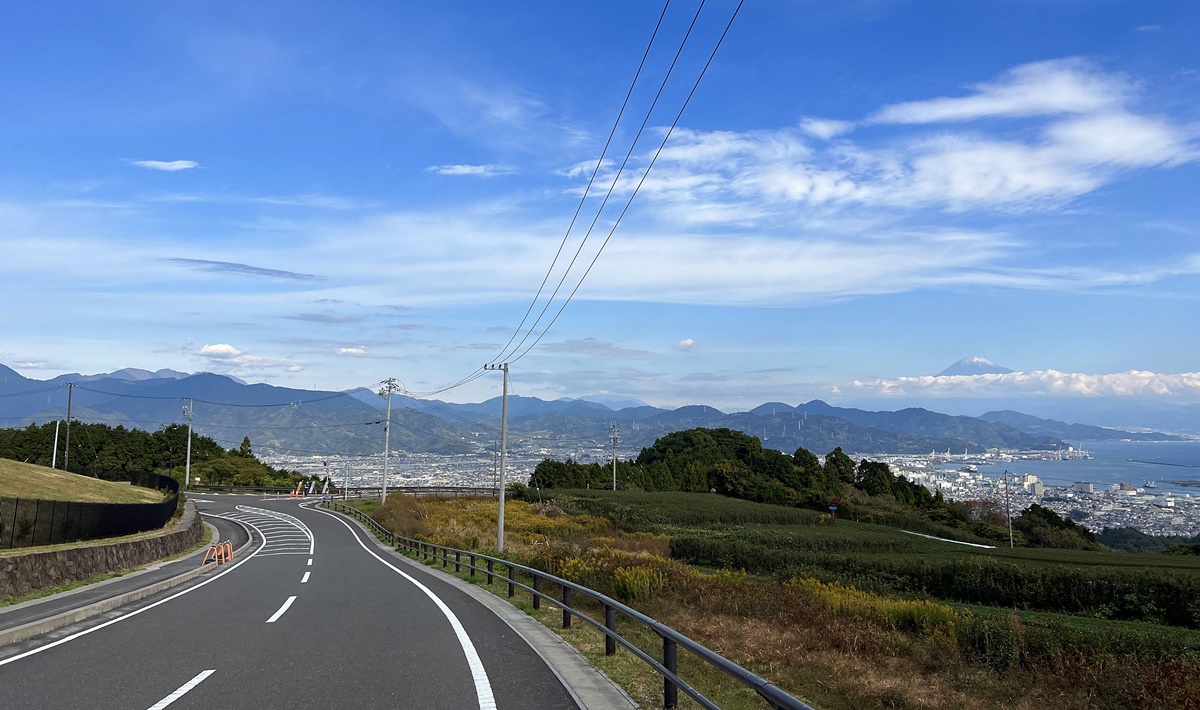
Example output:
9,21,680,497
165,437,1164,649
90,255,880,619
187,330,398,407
0,501,203,600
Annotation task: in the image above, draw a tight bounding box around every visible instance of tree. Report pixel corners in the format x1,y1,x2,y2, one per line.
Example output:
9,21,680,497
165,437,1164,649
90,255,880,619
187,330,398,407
238,436,253,458
823,447,856,485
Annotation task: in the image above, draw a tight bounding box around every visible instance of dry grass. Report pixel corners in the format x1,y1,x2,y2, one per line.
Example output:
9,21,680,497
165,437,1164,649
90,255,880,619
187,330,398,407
356,495,1200,710
0,458,163,503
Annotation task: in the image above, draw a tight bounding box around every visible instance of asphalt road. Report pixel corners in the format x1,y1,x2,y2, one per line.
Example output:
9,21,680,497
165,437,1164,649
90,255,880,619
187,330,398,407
0,495,581,709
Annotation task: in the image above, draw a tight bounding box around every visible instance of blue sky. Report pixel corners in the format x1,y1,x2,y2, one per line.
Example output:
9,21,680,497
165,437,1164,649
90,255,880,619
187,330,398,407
2,1,1198,409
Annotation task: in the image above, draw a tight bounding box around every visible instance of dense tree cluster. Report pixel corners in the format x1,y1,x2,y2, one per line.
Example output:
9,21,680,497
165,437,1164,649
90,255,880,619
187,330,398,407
0,421,321,489
530,427,1105,550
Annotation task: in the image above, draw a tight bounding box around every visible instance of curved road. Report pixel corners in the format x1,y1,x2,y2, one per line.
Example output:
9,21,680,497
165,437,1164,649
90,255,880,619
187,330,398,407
0,495,583,709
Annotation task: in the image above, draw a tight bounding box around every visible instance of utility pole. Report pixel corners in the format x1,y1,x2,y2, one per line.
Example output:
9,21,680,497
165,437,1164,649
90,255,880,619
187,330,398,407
379,378,399,504
63,382,74,473
483,363,508,552
183,399,194,491
492,441,499,490
610,422,619,491
51,420,60,469
1003,469,1014,549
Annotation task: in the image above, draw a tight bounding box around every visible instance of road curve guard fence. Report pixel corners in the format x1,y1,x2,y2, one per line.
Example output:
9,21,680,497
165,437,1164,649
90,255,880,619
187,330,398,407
1,472,179,549
325,500,815,710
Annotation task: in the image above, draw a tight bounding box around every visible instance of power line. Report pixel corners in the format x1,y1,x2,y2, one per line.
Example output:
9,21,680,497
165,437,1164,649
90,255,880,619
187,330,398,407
496,0,707,364
511,0,745,363
491,0,674,365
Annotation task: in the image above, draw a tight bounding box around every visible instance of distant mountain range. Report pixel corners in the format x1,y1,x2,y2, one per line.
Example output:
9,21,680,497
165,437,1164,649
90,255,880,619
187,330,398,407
2,363,1184,461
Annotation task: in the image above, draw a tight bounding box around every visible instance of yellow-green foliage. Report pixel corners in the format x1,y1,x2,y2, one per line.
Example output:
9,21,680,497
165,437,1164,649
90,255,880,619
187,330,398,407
612,566,664,602
788,576,960,634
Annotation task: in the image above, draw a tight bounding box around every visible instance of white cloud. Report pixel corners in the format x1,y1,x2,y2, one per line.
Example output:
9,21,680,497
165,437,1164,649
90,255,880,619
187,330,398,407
799,117,855,140
868,58,1126,124
850,370,1200,400
426,164,514,177
193,343,302,373
198,343,242,359
606,59,1195,214
132,160,200,172
1136,25,1162,33
674,338,696,353
337,346,369,356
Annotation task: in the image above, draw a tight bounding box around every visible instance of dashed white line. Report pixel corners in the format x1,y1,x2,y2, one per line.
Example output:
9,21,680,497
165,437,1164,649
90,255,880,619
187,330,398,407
307,558,313,566
301,572,311,584
267,596,297,623
146,669,215,709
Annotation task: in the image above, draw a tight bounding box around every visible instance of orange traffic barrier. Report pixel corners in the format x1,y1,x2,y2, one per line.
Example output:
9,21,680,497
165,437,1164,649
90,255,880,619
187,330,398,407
200,540,235,567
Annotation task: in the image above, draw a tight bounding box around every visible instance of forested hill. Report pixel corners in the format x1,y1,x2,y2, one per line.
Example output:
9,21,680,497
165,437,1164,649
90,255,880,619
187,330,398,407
0,421,325,489
529,427,1100,550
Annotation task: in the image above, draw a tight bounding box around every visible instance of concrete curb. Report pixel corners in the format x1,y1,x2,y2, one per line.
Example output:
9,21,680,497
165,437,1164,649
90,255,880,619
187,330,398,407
332,507,639,710
0,515,256,650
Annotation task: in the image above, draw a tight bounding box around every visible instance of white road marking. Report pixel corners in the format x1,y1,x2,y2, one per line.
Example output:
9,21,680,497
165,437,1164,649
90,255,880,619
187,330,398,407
267,596,297,623
307,558,312,566
146,670,215,710
0,518,265,668
301,572,311,584
314,506,497,710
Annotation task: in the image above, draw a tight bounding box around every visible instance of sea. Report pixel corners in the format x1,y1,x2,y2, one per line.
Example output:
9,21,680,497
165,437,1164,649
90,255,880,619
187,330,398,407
961,441,1200,497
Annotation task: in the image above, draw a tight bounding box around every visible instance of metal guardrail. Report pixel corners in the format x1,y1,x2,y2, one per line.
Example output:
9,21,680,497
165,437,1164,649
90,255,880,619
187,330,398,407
324,500,814,710
192,485,498,498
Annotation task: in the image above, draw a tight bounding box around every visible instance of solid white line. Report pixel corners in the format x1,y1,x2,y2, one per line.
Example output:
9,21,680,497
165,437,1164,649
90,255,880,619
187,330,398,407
314,506,497,710
0,516,266,668
301,572,311,584
267,596,297,623
146,669,215,710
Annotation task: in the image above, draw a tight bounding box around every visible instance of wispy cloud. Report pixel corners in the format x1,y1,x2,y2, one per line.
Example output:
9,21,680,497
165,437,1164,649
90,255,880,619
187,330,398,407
131,160,200,172
539,338,658,361
867,58,1126,124
426,163,514,177
674,338,697,353
165,258,319,281
336,346,369,356
596,59,1195,215
194,343,303,373
1136,25,1162,33
288,313,363,324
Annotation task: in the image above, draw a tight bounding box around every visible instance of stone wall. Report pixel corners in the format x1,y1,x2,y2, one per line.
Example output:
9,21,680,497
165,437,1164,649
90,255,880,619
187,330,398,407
0,501,203,600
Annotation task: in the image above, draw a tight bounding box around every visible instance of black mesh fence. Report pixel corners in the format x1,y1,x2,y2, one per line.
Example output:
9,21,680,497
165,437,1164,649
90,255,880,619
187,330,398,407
0,472,179,549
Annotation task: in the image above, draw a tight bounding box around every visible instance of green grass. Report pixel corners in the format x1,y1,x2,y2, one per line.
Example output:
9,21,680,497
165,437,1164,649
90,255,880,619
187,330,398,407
0,458,163,503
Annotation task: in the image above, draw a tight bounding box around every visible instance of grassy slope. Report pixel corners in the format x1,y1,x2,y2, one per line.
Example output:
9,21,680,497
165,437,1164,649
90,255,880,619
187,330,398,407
0,458,162,503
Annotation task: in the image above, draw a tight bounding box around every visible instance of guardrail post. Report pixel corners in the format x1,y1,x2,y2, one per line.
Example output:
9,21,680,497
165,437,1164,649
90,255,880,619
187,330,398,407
562,587,571,629
469,554,476,578
454,550,461,572
422,543,428,560
533,575,541,610
605,605,616,656
507,564,515,598
663,637,678,709
487,558,494,584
